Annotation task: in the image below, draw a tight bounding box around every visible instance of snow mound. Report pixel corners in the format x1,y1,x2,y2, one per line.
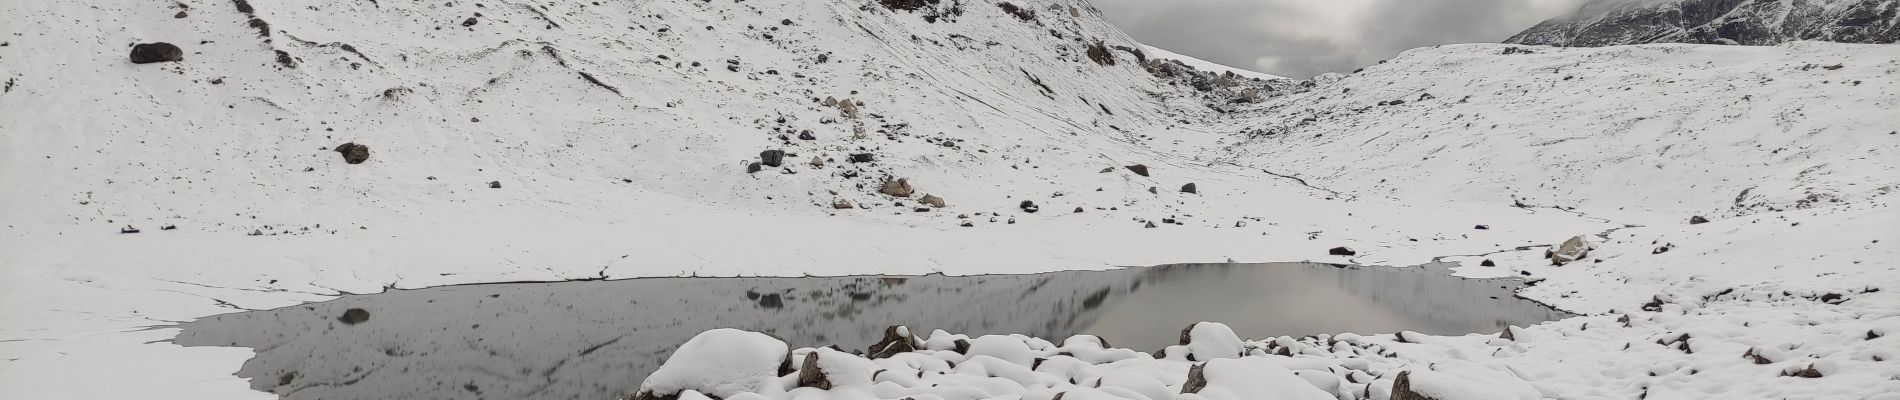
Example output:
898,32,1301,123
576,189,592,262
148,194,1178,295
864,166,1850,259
635,329,788,399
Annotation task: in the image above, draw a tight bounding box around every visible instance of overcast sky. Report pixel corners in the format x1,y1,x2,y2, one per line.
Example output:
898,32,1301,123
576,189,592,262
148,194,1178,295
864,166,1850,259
1091,0,1590,78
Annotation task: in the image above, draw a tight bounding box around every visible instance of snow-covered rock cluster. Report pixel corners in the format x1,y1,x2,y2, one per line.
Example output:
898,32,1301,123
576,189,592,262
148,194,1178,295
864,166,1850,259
636,287,1900,399
1506,0,1900,47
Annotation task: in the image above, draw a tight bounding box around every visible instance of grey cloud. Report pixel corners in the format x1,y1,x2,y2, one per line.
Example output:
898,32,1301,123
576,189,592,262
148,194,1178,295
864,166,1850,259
1090,0,1590,78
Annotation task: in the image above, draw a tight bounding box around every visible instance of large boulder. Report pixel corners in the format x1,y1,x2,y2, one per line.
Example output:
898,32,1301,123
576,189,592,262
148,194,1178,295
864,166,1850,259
129,42,184,63
1550,235,1592,265
758,150,785,167
878,177,914,197
1178,322,1243,361
632,329,789,400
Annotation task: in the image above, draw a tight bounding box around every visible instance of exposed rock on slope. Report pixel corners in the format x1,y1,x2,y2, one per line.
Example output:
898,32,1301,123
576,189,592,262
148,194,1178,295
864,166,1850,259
1506,0,1900,46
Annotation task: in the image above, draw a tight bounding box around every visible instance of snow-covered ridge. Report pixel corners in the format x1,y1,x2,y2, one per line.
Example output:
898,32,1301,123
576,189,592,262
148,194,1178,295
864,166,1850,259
1138,45,1286,81
1506,0,1900,46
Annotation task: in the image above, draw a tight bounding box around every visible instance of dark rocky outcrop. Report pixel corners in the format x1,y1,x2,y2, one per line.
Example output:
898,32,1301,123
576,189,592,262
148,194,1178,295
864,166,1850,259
1124,164,1149,177
1505,0,1899,47
130,42,184,63
760,149,786,167
796,352,833,389
333,143,370,164
866,326,920,359
1390,371,1437,400
1180,363,1207,394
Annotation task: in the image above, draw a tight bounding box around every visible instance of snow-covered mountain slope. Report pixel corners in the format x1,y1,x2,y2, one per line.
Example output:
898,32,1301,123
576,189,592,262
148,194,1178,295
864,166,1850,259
1215,41,1899,313
1506,0,1900,46
1139,45,1286,81
1,0,1896,398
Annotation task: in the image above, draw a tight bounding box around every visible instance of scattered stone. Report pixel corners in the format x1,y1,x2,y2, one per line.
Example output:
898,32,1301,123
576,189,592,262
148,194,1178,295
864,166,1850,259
1145,221,1157,228
920,194,946,208
879,178,914,197
959,220,973,227
160,224,177,231
831,198,854,209
120,225,140,234
823,96,838,106
1550,235,1591,265
1328,246,1356,256
849,153,875,163
747,162,763,173
1148,187,1158,194
1689,215,1710,225
798,130,816,140
1125,164,1150,177
1073,207,1084,213
488,181,502,189
1474,224,1490,230
809,156,824,168
1180,183,1197,194
1784,365,1824,378
462,17,478,27
337,308,370,325
1480,259,1497,267
759,149,786,167
1019,200,1039,213
333,142,370,164
129,42,184,64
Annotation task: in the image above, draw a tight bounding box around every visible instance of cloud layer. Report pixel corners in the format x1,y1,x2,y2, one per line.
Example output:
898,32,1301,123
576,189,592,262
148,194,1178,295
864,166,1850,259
1091,0,1589,78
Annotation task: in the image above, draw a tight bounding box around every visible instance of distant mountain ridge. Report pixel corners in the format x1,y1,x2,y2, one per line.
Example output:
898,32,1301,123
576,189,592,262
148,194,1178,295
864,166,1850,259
1505,0,1899,46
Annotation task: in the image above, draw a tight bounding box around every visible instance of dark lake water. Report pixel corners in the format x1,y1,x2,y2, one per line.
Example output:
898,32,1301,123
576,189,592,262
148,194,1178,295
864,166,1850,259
171,262,1570,400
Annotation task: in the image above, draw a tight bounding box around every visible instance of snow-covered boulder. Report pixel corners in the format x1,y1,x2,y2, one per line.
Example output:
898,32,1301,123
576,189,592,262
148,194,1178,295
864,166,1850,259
633,329,789,399
1181,322,1245,360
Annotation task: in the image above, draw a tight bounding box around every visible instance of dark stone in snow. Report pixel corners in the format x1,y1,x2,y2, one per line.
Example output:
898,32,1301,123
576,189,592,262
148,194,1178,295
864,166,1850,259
1689,216,1710,224
867,326,919,359
1328,246,1356,256
130,42,184,63
1474,224,1490,230
488,181,502,189
120,225,140,234
1019,200,1039,213
849,153,875,163
1073,207,1085,213
462,17,478,27
747,162,763,173
1124,164,1149,177
1390,371,1432,400
1181,363,1207,394
1180,183,1197,194
760,149,786,167
1480,259,1496,267
333,142,370,164
797,352,832,389
798,130,816,140
338,308,370,325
